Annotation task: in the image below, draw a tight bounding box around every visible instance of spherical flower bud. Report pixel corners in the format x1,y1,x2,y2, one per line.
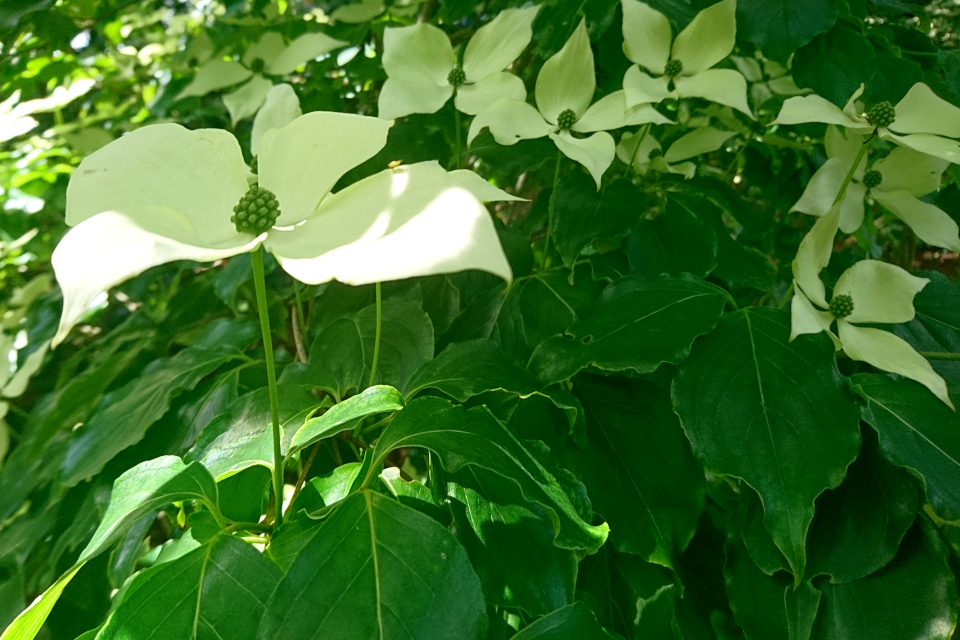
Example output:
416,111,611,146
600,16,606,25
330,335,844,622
250,58,266,74
664,59,683,78
232,185,281,235
647,148,663,160
557,109,577,130
866,101,896,128
829,294,854,319
862,169,882,189
447,66,466,87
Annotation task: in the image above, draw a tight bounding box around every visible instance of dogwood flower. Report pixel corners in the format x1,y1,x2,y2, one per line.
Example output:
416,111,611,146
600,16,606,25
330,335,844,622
176,31,347,123
378,6,540,120
775,83,960,164
468,18,669,188
620,0,752,117
790,204,952,408
51,99,518,346
617,126,735,178
791,126,958,251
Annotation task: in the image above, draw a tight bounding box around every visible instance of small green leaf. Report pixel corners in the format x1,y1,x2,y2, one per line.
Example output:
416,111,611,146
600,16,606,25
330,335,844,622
673,308,861,581
289,385,403,455
510,602,609,640
186,385,320,479
528,274,728,384
259,490,487,640
97,535,279,640
373,397,608,553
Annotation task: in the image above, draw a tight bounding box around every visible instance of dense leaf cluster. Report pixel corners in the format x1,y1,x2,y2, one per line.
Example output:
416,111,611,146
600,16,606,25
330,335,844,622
2,0,960,639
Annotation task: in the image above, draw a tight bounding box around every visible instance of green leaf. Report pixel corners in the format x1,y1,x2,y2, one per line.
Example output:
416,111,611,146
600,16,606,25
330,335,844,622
793,21,876,107
1,456,219,640
310,300,434,396
81,455,219,562
372,396,609,553
673,308,861,580
0,566,82,640
186,385,320,479
60,343,245,486
627,198,718,279
725,539,821,640
894,271,960,385
852,373,960,521
449,480,577,616
518,267,604,351
551,173,645,268
528,274,728,385
810,521,957,640
259,490,487,640
567,376,704,569
289,385,403,455
510,602,609,640
97,535,279,640
736,0,837,62
805,430,919,583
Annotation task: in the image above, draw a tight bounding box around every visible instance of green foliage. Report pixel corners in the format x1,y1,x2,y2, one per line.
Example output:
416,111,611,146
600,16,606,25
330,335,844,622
2,0,960,638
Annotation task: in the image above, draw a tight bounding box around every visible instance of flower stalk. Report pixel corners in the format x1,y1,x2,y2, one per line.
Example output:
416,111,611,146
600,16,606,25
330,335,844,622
251,246,285,530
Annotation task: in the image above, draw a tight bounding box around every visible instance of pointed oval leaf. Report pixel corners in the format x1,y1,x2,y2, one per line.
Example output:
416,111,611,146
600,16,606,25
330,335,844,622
289,385,404,454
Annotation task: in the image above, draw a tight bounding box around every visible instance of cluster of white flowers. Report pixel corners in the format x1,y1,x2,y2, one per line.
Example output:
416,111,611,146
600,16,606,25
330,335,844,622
775,83,960,408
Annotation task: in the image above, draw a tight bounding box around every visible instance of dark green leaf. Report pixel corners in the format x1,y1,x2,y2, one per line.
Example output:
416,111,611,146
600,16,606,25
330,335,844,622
568,376,704,568
528,274,728,384
852,373,960,521
793,21,876,107
894,271,960,384
810,522,957,640
60,343,244,486
511,602,609,640
551,173,645,268
518,267,604,350
372,397,609,553
97,535,279,640
805,429,919,583
736,0,837,62
673,308,861,580
259,490,487,640
627,198,718,279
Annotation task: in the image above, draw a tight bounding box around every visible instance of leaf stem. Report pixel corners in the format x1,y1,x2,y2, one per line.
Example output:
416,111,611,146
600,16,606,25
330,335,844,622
540,150,563,271
454,104,463,170
920,352,960,361
833,138,871,207
251,246,285,531
367,282,383,388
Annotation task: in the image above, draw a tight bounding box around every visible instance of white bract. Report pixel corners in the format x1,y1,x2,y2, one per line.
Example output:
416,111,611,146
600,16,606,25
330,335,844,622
620,0,752,117
791,126,958,251
52,89,518,347
0,79,96,142
469,18,669,188
176,31,347,123
378,6,540,119
775,83,960,165
617,126,735,178
790,204,952,408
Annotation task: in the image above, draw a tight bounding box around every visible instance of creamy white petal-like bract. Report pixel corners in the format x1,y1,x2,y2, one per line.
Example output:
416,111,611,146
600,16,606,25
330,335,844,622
872,189,960,253
462,6,540,82
454,72,527,117
833,259,927,325
549,130,615,189
670,0,736,75
176,60,253,100
251,84,302,157
222,74,273,125
265,161,515,285
536,19,595,124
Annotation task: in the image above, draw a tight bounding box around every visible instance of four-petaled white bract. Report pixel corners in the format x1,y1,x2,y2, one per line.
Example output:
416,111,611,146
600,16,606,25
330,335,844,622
52,105,518,347
378,6,540,120
468,18,670,189
790,204,952,408
791,125,959,251
617,126,736,179
775,83,960,165
620,0,753,117
176,31,348,124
